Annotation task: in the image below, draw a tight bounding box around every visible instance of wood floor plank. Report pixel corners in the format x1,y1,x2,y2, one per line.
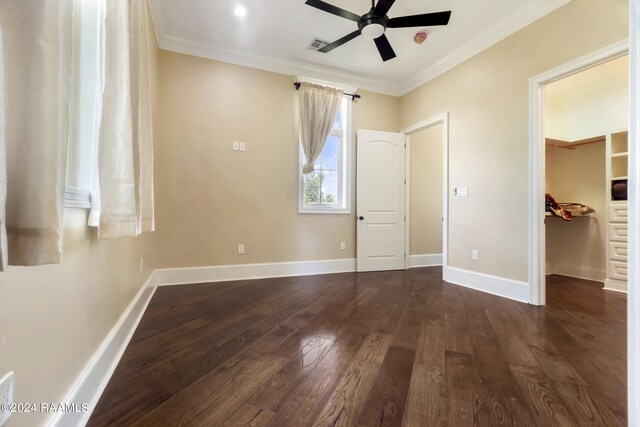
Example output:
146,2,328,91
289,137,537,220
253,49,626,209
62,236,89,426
353,332,394,365
485,310,539,367
415,318,445,368
266,366,341,427
445,350,492,426
402,364,446,427
310,359,381,427
249,336,335,412
510,364,579,427
224,404,276,427
550,380,624,427
444,297,474,354
356,346,415,427
131,353,288,426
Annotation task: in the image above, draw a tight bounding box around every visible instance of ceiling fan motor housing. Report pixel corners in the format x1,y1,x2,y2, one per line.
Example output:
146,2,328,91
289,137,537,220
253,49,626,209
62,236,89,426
358,12,388,39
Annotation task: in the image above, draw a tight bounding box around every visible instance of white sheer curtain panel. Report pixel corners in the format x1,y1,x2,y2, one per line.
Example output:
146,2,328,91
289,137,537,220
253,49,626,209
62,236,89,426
0,1,73,269
298,82,344,174
90,0,154,238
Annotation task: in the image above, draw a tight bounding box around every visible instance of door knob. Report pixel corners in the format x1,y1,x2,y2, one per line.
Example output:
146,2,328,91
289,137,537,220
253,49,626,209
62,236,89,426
358,216,365,221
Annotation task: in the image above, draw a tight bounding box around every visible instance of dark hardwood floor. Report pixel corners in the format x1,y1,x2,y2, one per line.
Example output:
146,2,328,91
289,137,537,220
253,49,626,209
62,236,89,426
88,268,627,426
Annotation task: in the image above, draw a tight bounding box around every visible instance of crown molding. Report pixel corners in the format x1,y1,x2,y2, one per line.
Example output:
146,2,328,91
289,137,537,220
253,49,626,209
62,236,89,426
398,0,570,95
149,0,570,97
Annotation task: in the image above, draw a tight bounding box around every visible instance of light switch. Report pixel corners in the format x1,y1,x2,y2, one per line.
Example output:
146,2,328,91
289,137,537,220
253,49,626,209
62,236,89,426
232,141,239,151
239,142,246,152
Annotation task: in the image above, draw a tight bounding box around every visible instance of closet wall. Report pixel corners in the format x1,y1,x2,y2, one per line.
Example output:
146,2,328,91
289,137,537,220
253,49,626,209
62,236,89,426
409,124,443,259
545,144,607,279
544,55,628,281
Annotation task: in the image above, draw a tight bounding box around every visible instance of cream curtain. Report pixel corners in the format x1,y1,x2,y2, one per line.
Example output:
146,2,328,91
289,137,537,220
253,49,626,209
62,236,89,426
298,82,344,174
89,0,154,238
0,1,73,269
0,30,6,270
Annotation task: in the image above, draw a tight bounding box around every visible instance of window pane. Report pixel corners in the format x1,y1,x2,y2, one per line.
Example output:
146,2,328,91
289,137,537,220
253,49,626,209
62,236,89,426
320,136,339,171
303,172,322,205
332,109,341,130
320,171,338,205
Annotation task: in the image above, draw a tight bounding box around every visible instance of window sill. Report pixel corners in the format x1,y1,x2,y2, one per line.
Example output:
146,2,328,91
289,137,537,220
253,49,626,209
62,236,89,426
64,186,91,209
299,208,351,215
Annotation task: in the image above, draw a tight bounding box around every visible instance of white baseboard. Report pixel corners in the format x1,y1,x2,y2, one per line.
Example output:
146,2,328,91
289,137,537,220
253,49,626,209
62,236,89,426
604,279,628,293
443,266,530,303
408,254,443,268
155,258,356,286
550,264,606,282
47,272,158,427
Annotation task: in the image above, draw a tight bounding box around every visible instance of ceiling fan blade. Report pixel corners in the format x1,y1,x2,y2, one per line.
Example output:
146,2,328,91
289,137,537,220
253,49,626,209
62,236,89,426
387,11,451,28
305,0,361,22
373,34,396,62
373,0,396,17
318,30,361,53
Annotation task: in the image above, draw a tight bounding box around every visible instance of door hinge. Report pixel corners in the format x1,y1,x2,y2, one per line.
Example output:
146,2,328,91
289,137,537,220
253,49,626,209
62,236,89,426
404,216,406,221
404,179,406,185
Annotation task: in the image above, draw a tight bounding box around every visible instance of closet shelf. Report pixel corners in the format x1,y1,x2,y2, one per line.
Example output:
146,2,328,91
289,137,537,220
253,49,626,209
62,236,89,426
545,212,591,217
612,176,628,180
611,152,628,158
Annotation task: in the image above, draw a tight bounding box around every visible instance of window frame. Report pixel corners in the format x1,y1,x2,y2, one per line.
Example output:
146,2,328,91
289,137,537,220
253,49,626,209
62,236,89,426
298,97,352,214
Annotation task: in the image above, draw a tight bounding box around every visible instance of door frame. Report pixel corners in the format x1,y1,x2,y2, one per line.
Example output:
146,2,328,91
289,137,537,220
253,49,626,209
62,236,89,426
528,40,629,306
401,112,449,271
628,0,639,423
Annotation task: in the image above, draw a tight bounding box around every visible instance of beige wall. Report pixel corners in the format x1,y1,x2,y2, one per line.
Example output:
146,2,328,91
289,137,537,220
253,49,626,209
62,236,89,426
545,143,607,277
409,124,443,255
147,51,400,269
400,0,628,281
545,56,628,141
0,8,160,427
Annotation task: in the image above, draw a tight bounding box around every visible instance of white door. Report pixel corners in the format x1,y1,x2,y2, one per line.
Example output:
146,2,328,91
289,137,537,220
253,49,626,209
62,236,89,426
356,129,406,272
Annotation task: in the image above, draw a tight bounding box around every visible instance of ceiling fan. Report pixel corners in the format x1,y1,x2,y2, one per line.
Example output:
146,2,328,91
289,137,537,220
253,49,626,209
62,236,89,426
305,0,451,62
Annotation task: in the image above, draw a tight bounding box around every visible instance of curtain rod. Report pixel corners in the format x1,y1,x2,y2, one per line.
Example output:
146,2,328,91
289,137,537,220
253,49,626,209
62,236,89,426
293,82,361,100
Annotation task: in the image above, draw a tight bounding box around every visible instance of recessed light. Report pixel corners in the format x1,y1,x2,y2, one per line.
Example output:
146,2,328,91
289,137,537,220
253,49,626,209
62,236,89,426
234,5,247,17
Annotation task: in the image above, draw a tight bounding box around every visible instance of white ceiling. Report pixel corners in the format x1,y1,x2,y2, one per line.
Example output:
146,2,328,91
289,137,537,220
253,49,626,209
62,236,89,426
149,0,569,95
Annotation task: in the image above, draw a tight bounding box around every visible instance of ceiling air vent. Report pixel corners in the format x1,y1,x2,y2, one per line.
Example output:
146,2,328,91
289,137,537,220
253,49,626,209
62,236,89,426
307,37,329,51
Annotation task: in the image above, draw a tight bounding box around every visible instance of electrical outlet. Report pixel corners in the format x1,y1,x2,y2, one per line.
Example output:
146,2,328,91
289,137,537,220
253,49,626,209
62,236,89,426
0,372,14,426
340,241,346,250
239,142,246,152
232,141,239,151
471,249,479,261
238,244,245,255
139,258,144,273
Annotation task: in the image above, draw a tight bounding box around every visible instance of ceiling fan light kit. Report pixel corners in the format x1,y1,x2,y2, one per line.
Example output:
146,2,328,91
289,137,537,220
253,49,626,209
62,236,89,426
305,0,451,61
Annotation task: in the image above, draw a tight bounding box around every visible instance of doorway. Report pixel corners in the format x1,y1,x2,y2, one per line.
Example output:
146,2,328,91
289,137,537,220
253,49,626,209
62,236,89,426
543,55,628,296
529,41,628,305
403,113,449,272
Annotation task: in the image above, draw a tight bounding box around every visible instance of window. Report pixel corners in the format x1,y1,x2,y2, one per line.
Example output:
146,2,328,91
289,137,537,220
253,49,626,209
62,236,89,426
299,97,351,214
65,0,103,208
